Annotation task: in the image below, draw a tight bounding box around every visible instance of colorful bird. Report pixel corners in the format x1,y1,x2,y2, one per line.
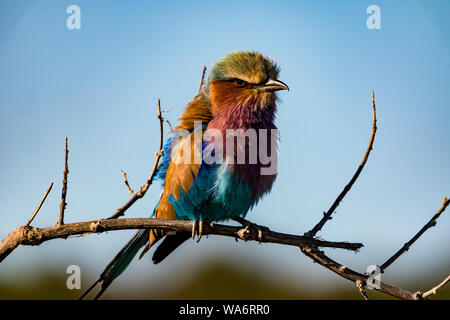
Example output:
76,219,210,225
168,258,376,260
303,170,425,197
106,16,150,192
82,51,289,299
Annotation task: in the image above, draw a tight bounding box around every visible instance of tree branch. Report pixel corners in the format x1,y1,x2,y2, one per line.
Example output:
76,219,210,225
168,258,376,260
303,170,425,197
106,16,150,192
306,90,377,237
0,218,363,264
380,197,449,271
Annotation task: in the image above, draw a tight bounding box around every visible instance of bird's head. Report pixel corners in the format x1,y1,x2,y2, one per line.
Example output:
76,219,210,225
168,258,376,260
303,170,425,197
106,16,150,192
208,51,288,115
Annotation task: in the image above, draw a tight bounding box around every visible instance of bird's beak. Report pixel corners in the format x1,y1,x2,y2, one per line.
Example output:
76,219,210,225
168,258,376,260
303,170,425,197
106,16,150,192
258,79,289,92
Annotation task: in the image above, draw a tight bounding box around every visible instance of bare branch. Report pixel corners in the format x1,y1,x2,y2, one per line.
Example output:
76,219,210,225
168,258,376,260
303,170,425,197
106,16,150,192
198,66,207,93
380,197,449,271
108,99,164,219
0,218,363,264
306,90,377,237
57,137,69,226
419,275,450,299
25,182,53,227
120,170,134,196
1,215,426,300
300,246,418,300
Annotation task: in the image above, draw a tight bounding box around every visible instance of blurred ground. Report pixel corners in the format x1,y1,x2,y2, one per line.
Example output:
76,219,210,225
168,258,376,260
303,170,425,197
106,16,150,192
1,259,448,300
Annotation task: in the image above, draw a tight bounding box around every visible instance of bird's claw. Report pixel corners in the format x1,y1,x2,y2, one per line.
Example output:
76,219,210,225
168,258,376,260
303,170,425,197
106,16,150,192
192,220,198,240
192,219,212,242
256,225,270,243
197,220,203,243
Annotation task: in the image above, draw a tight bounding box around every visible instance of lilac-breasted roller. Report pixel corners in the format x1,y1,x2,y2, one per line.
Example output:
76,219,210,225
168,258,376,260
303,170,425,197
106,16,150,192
83,51,289,299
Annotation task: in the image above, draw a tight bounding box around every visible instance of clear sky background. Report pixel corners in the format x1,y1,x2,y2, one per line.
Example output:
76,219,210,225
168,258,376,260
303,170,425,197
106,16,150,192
0,0,449,297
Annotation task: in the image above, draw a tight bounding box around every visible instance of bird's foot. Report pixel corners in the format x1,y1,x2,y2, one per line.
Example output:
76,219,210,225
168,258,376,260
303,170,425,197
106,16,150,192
191,220,198,240
233,217,270,243
192,219,213,242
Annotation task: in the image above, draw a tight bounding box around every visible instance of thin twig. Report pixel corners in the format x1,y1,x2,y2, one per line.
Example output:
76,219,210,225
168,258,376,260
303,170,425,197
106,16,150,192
380,197,449,271
166,119,174,134
306,90,377,237
161,108,174,134
419,275,450,299
198,66,207,93
108,99,164,219
120,170,134,196
57,137,69,226
25,183,54,227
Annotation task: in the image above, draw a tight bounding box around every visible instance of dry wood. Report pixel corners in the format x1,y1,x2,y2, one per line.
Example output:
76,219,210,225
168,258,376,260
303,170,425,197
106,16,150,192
57,137,69,226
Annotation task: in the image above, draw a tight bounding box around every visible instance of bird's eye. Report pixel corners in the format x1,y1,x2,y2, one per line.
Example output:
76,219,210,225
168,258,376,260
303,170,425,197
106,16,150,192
233,79,247,88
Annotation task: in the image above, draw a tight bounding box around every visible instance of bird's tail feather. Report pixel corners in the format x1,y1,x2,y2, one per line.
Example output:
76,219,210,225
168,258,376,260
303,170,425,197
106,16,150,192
138,228,164,259
152,232,191,264
81,199,168,300
80,199,188,299
80,228,155,300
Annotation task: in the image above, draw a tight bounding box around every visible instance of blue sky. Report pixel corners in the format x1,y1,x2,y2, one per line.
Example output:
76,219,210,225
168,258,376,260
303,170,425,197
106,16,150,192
0,0,449,295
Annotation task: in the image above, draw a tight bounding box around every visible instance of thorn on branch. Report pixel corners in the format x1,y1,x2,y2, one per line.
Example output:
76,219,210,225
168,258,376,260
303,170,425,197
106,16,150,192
120,170,134,196
198,66,207,94
90,220,107,233
236,225,250,241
